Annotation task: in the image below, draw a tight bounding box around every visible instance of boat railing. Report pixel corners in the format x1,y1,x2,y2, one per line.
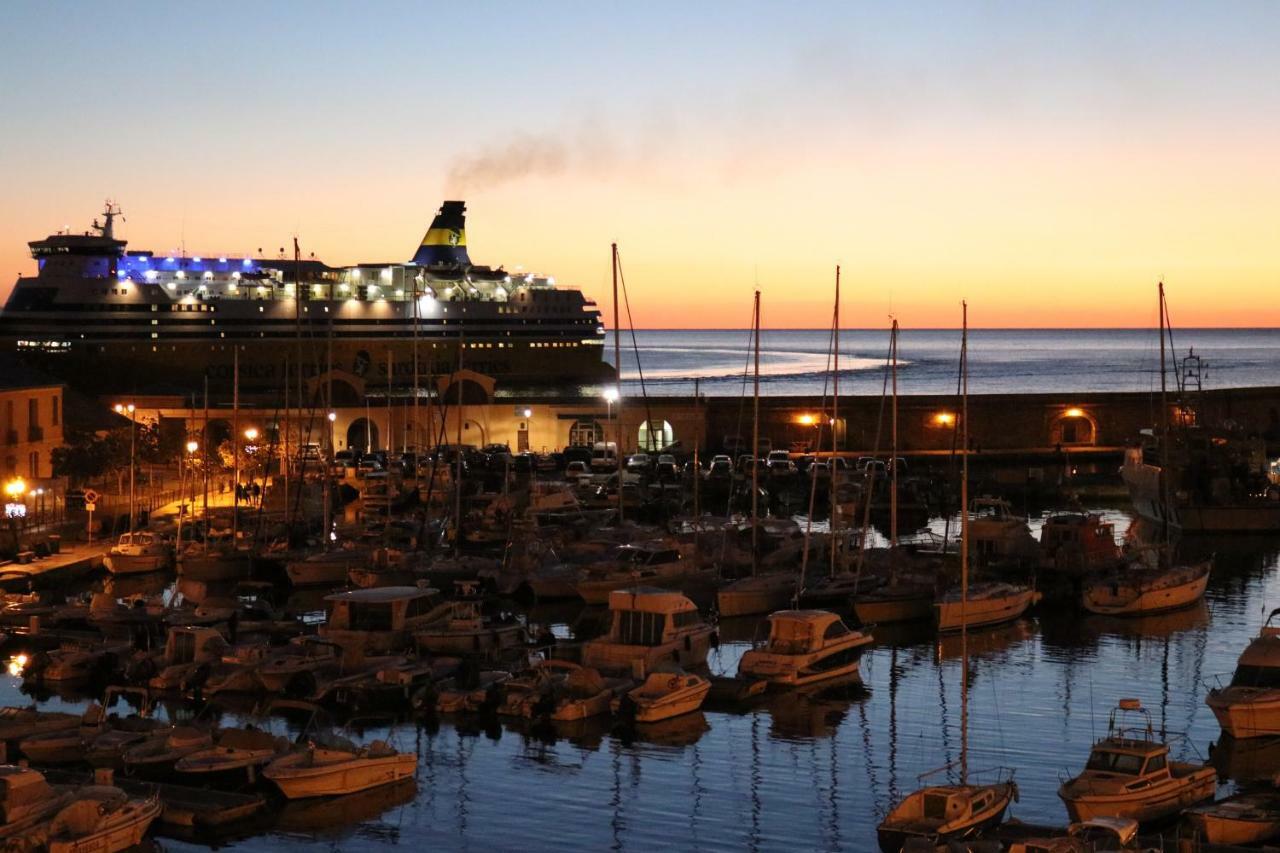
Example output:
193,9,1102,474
917,760,1016,787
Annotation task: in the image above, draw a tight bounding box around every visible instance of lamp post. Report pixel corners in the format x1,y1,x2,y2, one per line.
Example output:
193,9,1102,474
114,403,136,534
4,477,25,555
602,386,618,453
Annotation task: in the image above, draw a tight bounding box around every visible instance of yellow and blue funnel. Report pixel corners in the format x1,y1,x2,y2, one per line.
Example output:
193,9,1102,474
412,201,470,267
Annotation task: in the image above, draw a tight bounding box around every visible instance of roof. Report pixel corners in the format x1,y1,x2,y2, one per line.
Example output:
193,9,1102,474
1239,633,1280,669
325,585,432,604
0,355,62,392
607,587,698,614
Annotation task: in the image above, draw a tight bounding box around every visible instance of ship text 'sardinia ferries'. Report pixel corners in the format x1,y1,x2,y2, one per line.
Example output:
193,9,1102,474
0,201,612,401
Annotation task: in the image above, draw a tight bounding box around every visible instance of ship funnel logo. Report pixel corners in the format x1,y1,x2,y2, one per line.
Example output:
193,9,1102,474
447,229,461,247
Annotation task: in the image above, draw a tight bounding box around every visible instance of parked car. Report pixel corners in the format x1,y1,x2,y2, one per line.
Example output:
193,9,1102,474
706,458,733,481
590,444,618,471
767,450,797,476
626,453,653,473
565,460,591,483
656,454,679,479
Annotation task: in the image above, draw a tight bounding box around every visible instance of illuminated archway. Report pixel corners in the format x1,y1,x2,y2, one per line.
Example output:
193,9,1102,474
1051,409,1097,446
347,418,380,453
637,420,675,452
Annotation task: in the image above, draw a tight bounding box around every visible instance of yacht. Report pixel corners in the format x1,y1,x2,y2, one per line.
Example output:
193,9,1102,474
1058,698,1216,823
581,587,715,677
104,532,171,575
264,736,416,799
737,610,873,688
1206,607,1280,738
319,586,444,654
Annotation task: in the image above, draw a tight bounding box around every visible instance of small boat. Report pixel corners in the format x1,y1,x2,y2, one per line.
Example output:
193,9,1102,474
877,775,1018,851
122,725,214,780
935,582,1041,632
253,637,345,695
319,586,444,654
32,784,161,853
0,706,83,751
1081,556,1210,616
174,727,292,788
286,547,367,588
179,538,253,583
18,704,108,765
432,670,511,714
317,657,461,710
27,639,131,684
1206,607,1280,738
715,572,796,618
263,736,415,799
853,577,935,625
543,662,630,722
1058,698,1216,823
580,587,715,677
574,542,702,605
0,766,79,840
617,666,710,723
968,497,1040,566
414,599,525,657
104,531,172,575
1004,817,1143,852
738,610,873,689
274,777,415,832
1185,788,1280,846
145,625,229,692
1039,512,1121,575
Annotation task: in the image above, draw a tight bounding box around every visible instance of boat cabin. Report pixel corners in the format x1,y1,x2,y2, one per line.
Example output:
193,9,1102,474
614,543,684,570
582,587,713,676
0,766,56,824
320,586,443,653
1228,608,1280,689
919,785,1002,827
115,532,161,550
163,626,225,666
755,611,853,655
1039,513,1119,571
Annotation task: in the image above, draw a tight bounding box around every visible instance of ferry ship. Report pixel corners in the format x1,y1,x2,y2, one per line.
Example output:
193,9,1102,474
0,201,612,403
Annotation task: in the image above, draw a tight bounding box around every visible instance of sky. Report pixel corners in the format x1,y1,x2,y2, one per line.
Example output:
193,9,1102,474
1,1,1278,328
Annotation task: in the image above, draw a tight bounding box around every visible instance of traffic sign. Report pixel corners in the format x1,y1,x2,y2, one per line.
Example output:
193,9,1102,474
83,489,100,504
84,502,96,512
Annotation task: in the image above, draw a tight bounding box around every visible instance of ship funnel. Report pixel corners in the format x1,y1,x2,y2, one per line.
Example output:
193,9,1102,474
411,201,471,267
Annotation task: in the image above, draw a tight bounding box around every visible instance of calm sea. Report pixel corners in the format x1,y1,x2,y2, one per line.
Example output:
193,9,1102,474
603,328,1280,396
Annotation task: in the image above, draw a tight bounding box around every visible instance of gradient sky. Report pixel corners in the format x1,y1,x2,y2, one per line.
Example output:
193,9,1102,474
2,1,1278,328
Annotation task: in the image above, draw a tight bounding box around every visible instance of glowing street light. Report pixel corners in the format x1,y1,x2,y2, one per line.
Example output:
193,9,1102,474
3,478,25,500
113,403,138,533
244,427,259,442
186,440,199,454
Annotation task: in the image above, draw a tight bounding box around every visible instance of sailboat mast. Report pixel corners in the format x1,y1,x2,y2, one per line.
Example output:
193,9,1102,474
283,352,289,517
752,290,761,576
891,319,899,549
412,274,421,489
202,378,209,554
455,332,465,558
612,243,624,523
960,301,969,784
830,266,840,578
232,347,240,546
1158,282,1171,535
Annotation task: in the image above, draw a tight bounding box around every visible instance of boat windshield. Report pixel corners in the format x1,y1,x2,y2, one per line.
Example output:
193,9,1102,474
1084,750,1144,774
1230,664,1280,689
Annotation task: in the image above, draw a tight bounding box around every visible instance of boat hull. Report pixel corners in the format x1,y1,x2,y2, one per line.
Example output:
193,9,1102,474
716,575,796,618
1082,566,1209,616
1186,804,1280,846
935,589,1039,632
1059,769,1216,823
104,553,169,575
266,752,416,799
854,592,934,625
1206,689,1280,738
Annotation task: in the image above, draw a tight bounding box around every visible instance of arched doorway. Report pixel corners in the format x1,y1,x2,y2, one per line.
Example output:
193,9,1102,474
347,418,380,453
1052,411,1097,446
638,419,674,452
568,418,602,447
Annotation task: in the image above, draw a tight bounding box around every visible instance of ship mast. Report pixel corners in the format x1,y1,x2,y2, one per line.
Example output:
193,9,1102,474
612,243,624,523
751,290,761,576
231,347,240,547
830,266,839,578
890,318,899,549
960,300,969,784
1158,281,1170,541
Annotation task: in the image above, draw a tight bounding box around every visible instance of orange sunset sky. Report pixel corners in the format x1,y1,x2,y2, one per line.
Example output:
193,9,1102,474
1,3,1277,329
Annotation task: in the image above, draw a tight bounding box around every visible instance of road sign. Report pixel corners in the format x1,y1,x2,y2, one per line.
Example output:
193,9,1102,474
84,502,96,512
83,489,100,504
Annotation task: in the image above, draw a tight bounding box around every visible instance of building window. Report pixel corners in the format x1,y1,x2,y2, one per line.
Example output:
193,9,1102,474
51,395,59,427
28,451,38,478
27,397,38,428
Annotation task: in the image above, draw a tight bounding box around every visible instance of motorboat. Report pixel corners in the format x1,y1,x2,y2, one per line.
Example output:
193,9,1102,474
31,784,161,853
935,582,1041,632
319,586,444,654
1207,607,1280,738
432,670,511,714
1058,698,1216,823
174,727,292,788
1185,788,1280,846
617,666,711,723
0,706,83,751
715,572,796,618
415,599,525,657
0,766,79,840
254,637,347,696
581,587,715,677
1081,557,1211,616
1039,512,1120,575
18,703,107,765
26,638,131,684
286,546,369,588
574,542,701,605
178,536,253,583
1003,817,1143,852
263,736,415,799
501,660,629,722
104,531,171,575
968,497,1040,566
877,775,1018,852
142,625,228,692
317,657,461,710
121,725,214,780
737,610,873,688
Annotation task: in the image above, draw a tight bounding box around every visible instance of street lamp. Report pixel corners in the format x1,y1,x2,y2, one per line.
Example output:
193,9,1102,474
114,403,137,534
3,478,25,553
244,427,259,442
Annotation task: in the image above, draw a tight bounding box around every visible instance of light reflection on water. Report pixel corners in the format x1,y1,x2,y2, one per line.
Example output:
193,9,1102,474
5,508,1280,852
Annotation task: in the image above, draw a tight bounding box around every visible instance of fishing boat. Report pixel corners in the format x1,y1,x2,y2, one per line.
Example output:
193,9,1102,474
617,666,711,723
1185,788,1280,845
1058,698,1216,823
104,531,171,575
263,737,415,799
1206,607,1280,738
580,587,715,677
31,784,161,853
1081,556,1210,616
878,302,1020,853
414,599,525,656
178,535,253,583
1039,512,1120,575
319,586,444,654
715,572,796,618
935,582,1041,632
737,610,873,689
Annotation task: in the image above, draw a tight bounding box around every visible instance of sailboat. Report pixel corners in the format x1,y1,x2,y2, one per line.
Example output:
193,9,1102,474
853,319,936,624
1083,284,1213,616
717,291,795,617
878,303,1019,852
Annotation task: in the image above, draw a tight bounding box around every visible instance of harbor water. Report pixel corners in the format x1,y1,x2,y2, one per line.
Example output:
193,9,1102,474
605,328,1280,396
7,508,1279,852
